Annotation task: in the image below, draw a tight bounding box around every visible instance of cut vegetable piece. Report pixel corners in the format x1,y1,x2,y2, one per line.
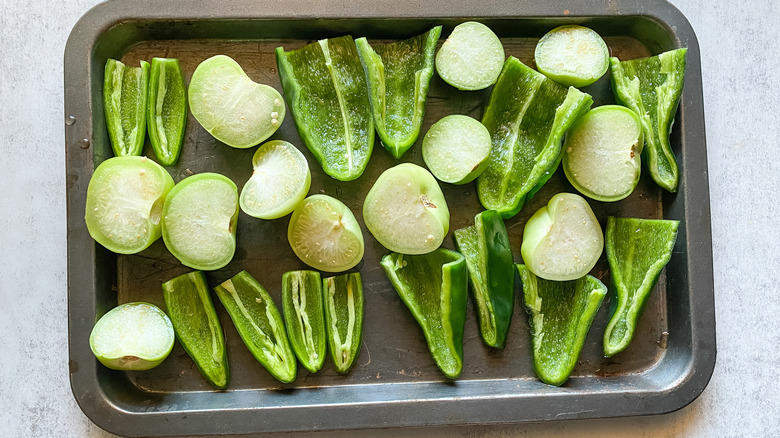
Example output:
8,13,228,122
214,271,297,383
355,26,441,159
162,271,229,389
287,195,364,272
282,270,326,373
610,48,687,192
276,36,374,181
422,115,492,185
603,217,679,357
363,163,449,255
534,25,609,88
453,210,514,348
563,105,643,202
517,264,606,386
477,57,593,218
161,173,239,271
323,273,364,373
435,22,504,91
103,59,149,157
239,140,311,219
89,302,174,371
147,58,187,166
521,193,603,281
85,156,174,254
381,249,467,379
189,55,285,149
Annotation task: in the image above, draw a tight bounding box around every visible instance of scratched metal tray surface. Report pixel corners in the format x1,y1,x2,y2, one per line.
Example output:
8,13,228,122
65,0,715,435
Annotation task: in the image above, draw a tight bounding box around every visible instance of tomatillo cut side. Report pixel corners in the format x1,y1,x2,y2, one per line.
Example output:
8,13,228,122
534,25,609,88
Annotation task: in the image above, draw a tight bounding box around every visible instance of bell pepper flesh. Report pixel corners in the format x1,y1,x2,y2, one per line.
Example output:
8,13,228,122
104,59,150,157
603,217,679,357
214,271,297,383
161,271,229,389
282,270,326,373
516,264,606,386
355,26,441,159
276,36,374,181
453,210,514,348
147,57,187,166
381,249,467,379
609,48,687,192
477,56,592,219
322,273,364,374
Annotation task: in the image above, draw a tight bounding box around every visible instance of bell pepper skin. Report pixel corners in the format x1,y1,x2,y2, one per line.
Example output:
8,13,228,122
104,59,150,157
147,57,187,166
603,217,679,357
477,57,592,219
282,270,326,373
322,273,364,374
610,48,687,192
276,36,374,181
516,264,606,386
355,26,441,159
214,271,297,383
453,210,514,348
381,249,467,379
162,271,229,389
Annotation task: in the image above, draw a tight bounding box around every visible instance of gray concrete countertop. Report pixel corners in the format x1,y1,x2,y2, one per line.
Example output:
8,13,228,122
1,0,777,436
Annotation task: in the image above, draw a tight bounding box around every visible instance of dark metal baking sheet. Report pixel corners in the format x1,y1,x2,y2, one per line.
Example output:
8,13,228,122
65,0,715,435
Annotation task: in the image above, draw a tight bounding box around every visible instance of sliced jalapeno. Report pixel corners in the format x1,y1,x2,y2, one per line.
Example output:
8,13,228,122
322,273,364,373
282,270,326,373
104,59,149,157
147,57,187,166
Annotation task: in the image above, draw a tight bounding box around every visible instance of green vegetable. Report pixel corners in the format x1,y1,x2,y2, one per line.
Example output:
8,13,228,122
147,58,187,166
103,59,149,157
89,302,174,371
453,210,514,348
477,57,593,218
282,270,326,373
355,26,441,159
534,25,609,88
517,264,606,386
276,36,374,181
603,217,679,357
381,249,468,379
422,115,492,185
610,48,687,192
162,271,229,389
323,273,364,373
214,271,297,383
435,21,505,91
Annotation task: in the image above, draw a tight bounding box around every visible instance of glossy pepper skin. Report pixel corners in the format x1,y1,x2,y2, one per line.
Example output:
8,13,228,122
381,249,467,379
104,59,150,157
162,271,229,389
610,48,687,192
517,264,606,386
322,273,364,373
453,210,514,348
276,36,374,181
214,271,297,383
477,57,592,219
147,57,187,166
603,217,679,357
282,270,326,373
355,26,441,159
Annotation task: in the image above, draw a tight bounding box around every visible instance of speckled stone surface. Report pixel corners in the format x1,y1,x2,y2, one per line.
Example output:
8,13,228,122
1,0,778,436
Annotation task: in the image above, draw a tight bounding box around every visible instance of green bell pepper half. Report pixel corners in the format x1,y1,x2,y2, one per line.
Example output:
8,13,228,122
517,264,606,386
381,249,468,379
214,271,297,383
477,56,592,219
322,273,364,374
355,26,441,159
104,59,150,157
282,270,326,373
610,48,687,192
147,57,187,166
276,36,374,181
603,217,679,357
161,271,229,389
453,210,514,348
